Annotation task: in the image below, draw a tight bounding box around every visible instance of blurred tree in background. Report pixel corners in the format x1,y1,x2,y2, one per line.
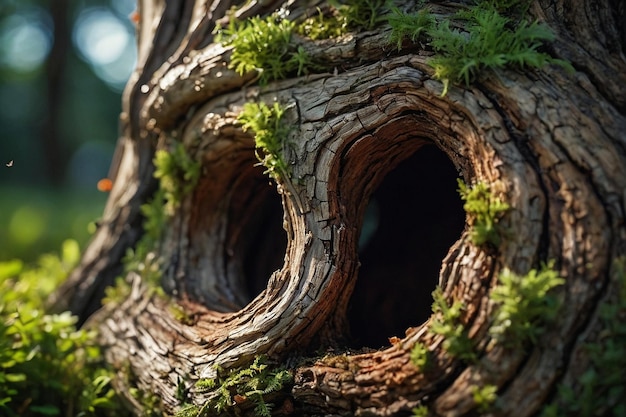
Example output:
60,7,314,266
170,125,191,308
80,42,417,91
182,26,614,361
0,0,136,261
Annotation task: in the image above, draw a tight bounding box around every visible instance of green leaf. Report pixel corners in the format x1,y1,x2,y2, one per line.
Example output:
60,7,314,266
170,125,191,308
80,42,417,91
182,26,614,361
426,6,571,95
490,262,564,346
0,260,23,280
4,373,27,383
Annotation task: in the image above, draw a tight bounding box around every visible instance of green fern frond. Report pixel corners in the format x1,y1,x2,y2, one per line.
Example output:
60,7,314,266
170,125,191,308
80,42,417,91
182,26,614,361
253,397,273,417
187,356,293,416
430,287,476,361
490,262,564,346
387,7,434,50
429,8,572,95
175,403,200,417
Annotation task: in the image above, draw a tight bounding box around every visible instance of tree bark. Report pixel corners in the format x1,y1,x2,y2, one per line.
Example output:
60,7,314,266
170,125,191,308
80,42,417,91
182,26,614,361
51,0,626,416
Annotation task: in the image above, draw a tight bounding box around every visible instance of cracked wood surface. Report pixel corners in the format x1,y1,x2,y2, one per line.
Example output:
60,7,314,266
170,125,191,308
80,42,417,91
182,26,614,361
52,0,626,415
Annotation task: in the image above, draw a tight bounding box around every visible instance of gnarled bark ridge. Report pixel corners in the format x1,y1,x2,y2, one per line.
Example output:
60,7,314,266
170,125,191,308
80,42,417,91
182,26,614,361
52,0,626,415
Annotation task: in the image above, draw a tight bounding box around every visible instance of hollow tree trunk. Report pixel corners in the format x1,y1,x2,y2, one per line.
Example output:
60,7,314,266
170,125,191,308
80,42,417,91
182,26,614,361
51,0,626,416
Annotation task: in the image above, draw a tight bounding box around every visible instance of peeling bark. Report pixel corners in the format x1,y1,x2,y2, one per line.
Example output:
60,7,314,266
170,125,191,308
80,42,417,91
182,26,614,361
52,0,626,416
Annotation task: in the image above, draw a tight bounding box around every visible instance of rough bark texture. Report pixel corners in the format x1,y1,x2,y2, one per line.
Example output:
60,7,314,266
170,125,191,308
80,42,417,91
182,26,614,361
51,0,626,416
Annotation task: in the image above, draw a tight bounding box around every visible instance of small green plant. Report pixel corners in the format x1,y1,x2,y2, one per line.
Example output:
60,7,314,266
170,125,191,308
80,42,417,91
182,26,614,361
129,388,163,417
176,375,188,402
108,142,199,299
457,179,509,247
297,7,349,40
169,303,195,326
429,7,572,95
216,13,310,84
298,0,388,40
489,262,564,347
102,276,132,305
412,404,430,417
473,0,531,15
153,142,201,216
122,244,163,289
334,0,388,31
238,101,291,180
103,245,164,305
430,287,476,362
541,258,626,417
177,356,292,417
0,241,124,416
387,7,434,50
471,384,498,412
140,188,167,244
410,341,432,370
388,3,572,96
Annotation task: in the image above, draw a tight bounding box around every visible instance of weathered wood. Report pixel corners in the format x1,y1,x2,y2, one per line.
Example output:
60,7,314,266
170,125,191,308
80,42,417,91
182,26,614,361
53,0,626,415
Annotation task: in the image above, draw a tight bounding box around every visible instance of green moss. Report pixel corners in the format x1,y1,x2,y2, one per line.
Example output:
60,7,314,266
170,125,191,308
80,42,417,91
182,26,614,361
430,287,476,362
140,189,167,245
430,8,571,95
541,259,626,417
106,141,199,300
471,384,498,412
472,0,531,15
121,245,163,291
387,7,434,50
0,242,125,416
169,303,195,326
153,142,201,217
333,0,388,31
216,13,310,84
102,276,132,305
176,375,189,403
237,101,291,180
388,3,573,95
490,262,564,347
178,356,292,417
457,179,509,247
298,0,389,40
412,405,430,417
410,341,432,371
297,7,349,40
129,388,163,417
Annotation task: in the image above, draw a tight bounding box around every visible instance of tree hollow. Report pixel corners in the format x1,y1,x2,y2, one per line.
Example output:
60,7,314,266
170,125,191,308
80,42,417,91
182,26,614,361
350,145,465,348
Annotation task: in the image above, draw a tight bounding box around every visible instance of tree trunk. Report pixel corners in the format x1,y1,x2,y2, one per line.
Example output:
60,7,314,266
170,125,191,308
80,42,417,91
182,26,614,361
51,0,626,416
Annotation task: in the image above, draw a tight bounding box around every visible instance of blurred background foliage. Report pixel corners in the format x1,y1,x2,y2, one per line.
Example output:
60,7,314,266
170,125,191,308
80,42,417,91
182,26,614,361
0,0,136,262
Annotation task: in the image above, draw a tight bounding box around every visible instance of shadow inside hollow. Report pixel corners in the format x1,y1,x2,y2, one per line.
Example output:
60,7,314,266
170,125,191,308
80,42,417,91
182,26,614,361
349,145,465,348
